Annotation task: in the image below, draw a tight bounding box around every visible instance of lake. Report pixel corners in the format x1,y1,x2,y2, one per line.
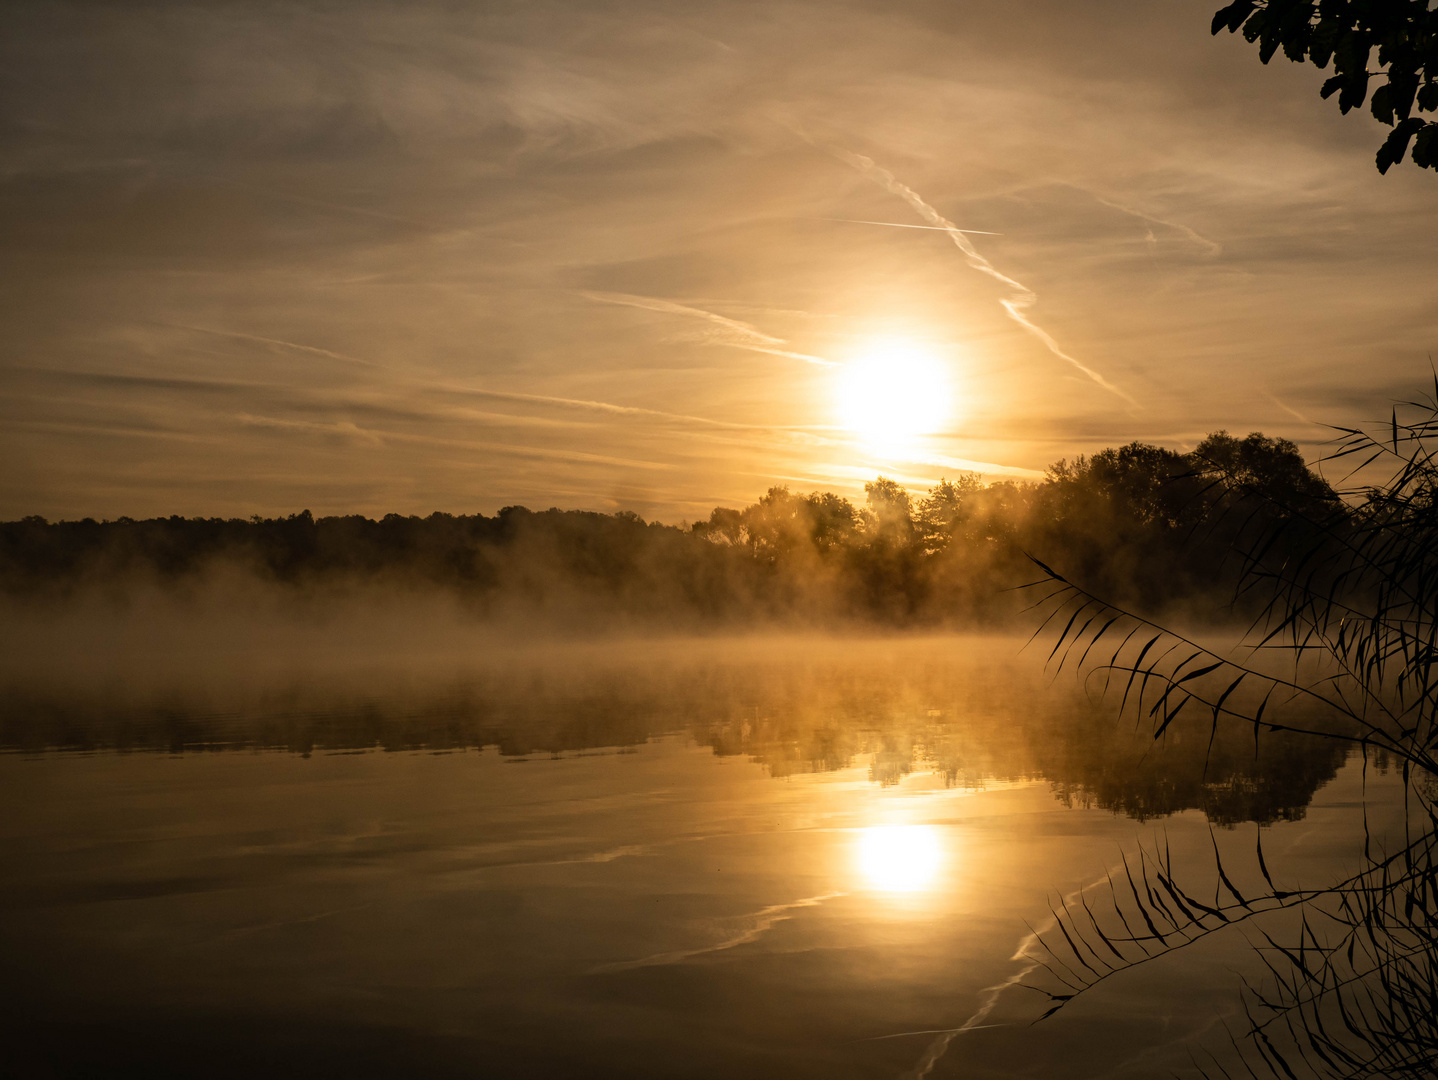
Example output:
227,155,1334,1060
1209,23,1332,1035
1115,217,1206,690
0,634,1411,1078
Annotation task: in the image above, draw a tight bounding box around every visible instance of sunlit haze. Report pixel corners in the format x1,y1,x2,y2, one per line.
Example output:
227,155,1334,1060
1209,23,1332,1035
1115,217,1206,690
836,340,954,457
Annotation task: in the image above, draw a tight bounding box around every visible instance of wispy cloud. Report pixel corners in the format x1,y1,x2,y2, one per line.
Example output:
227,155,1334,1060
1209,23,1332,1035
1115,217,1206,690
914,452,1046,480
169,325,381,369
835,151,1137,408
582,291,836,367
238,414,678,472
161,327,812,434
1087,192,1223,258
237,413,385,445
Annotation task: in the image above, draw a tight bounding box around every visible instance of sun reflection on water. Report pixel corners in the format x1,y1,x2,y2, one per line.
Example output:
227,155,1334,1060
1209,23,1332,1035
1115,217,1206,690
855,824,944,893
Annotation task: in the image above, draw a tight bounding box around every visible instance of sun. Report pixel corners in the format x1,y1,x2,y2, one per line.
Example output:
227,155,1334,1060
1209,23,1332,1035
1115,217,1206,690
835,340,953,454
855,824,944,893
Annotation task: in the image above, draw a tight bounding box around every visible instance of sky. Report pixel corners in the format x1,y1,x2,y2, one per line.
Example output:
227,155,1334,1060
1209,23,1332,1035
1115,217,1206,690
2,0,1435,523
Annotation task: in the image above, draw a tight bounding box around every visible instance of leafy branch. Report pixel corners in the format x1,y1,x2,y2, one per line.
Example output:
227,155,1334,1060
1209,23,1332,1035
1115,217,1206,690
1212,0,1438,172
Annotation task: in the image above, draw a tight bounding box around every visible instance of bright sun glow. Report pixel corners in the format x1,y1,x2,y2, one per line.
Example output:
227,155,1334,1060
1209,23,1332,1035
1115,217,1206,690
836,340,953,455
856,824,944,893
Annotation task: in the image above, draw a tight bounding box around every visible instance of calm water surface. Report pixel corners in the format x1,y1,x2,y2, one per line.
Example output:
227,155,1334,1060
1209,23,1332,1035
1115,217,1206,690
0,636,1404,1078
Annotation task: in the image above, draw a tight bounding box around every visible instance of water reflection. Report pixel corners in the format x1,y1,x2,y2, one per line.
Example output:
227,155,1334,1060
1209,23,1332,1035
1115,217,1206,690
0,636,1352,827
855,825,944,893
0,636,1404,1078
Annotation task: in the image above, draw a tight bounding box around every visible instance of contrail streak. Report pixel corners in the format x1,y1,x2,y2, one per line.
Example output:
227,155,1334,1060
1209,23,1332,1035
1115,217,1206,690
1088,194,1222,258
582,290,836,367
160,327,823,435
836,152,1136,407
819,218,1003,235
590,891,845,973
1265,391,1318,427
862,1025,1003,1041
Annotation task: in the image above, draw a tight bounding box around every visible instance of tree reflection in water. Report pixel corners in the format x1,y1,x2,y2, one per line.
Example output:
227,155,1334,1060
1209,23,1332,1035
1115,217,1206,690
0,641,1351,829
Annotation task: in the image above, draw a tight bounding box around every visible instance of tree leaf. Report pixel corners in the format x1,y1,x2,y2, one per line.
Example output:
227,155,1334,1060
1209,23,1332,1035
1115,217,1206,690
1377,118,1425,174
1412,121,1438,170
1211,0,1257,35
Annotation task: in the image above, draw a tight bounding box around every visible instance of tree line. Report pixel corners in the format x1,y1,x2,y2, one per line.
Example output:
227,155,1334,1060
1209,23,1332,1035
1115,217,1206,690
0,429,1335,625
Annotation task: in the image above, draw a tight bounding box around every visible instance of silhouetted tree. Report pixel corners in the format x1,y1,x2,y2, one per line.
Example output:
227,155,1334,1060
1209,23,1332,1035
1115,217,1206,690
0,428,1339,626
692,506,745,546
915,473,984,555
862,476,914,544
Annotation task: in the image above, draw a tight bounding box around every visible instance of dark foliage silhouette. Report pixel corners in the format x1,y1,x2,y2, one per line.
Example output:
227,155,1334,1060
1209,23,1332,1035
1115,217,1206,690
1031,399,1438,775
1212,0,1438,172
2,429,1333,629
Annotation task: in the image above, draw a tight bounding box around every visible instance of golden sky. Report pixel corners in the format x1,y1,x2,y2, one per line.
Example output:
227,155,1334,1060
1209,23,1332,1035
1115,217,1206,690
2,0,1435,522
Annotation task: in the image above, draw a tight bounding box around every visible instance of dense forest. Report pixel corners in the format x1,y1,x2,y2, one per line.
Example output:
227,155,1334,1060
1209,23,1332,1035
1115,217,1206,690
0,429,1336,625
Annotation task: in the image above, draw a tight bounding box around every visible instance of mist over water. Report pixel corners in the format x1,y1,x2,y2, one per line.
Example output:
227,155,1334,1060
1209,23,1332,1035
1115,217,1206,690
0,607,1343,819
1,604,1398,1079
